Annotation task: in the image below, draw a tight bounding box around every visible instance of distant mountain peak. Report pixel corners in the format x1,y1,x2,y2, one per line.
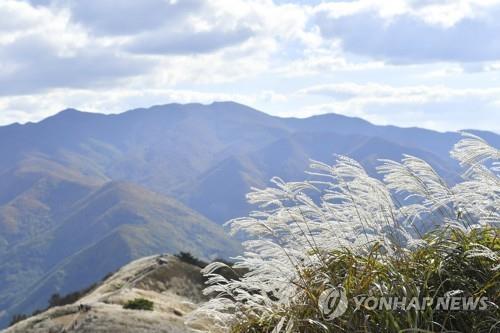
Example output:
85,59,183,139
54,108,85,117
40,108,91,123
60,107,82,113
209,100,249,107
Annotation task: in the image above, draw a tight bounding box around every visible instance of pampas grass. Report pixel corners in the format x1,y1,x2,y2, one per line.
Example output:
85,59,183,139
187,133,500,333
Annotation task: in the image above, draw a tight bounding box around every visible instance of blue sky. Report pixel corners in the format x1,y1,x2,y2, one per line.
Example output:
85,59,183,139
0,0,499,132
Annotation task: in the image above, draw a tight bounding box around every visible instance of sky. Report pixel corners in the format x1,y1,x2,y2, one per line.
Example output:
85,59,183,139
0,0,499,132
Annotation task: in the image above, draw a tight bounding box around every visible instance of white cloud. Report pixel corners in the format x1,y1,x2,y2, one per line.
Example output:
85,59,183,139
126,26,254,55
0,0,316,94
0,0,54,34
300,83,500,102
275,44,385,76
298,82,500,131
0,34,154,95
58,0,205,35
0,87,288,125
313,0,500,63
259,90,288,103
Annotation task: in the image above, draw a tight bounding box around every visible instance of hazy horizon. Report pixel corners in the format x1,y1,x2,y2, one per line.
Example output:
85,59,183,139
1,101,499,135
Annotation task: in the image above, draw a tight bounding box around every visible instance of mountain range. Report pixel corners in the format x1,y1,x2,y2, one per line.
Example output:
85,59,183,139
0,101,498,328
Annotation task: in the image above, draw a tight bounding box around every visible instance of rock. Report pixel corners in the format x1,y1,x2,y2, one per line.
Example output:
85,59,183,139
3,255,209,333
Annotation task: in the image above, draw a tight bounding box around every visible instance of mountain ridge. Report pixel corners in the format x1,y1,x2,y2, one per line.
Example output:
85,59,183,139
0,101,498,329
0,179,239,328
6,101,496,135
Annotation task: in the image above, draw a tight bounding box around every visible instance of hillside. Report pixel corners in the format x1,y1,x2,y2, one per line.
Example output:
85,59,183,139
1,102,492,224
0,101,498,329
0,158,104,252
0,181,239,328
180,131,460,222
4,255,209,333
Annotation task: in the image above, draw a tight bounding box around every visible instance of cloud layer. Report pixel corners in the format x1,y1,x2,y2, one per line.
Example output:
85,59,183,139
0,0,499,132
314,1,500,63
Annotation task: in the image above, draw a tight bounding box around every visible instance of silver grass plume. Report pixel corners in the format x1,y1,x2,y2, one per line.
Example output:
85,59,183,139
186,133,500,332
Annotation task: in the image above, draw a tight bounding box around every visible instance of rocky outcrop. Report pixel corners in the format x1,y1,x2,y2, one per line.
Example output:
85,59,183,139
3,255,209,333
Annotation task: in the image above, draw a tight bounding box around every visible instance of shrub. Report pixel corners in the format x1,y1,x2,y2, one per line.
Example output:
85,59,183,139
187,133,500,332
123,298,154,311
175,251,208,268
8,314,28,327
